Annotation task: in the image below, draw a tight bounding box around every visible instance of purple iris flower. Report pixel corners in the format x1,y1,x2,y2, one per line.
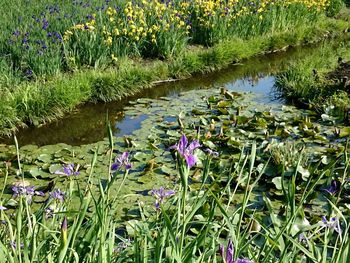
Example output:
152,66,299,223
150,187,175,210
25,69,33,77
111,152,132,171
170,134,201,168
320,216,341,234
12,185,44,204
204,148,219,157
49,189,65,202
42,18,49,30
12,30,20,37
321,180,338,195
0,205,7,211
10,241,24,250
54,32,62,42
219,240,254,263
55,164,80,176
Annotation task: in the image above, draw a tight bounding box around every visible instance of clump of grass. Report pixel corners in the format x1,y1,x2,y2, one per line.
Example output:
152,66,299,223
275,40,350,116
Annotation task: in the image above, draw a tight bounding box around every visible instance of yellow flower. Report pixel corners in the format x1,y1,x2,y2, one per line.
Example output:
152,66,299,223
107,7,117,16
113,28,120,36
104,36,113,46
73,24,84,30
63,30,73,41
111,54,118,62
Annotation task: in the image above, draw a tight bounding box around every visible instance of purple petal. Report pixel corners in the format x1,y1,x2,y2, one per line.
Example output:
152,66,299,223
321,216,327,224
169,144,178,150
111,163,120,171
164,190,175,197
54,170,66,175
219,244,225,260
154,200,160,210
121,152,129,160
188,140,201,152
226,240,234,263
234,259,254,263
35,191,45,196
185,154,197,168
178,134,188,155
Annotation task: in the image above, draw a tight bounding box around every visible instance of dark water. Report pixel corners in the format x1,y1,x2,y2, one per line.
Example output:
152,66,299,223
0,42,338,146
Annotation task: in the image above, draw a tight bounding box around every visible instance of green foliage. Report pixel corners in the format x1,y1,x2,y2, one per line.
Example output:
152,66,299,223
326,0,345,17
0,135,349,262
275,40,350,116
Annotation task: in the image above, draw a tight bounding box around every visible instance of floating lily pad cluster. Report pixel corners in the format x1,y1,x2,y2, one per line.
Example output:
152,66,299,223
0,87,349,220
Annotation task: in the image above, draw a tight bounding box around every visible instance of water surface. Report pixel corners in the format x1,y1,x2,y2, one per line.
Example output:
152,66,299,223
0,41,340,146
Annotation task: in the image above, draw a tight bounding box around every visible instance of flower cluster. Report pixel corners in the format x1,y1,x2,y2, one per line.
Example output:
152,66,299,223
320,216,341,234
49,189,65,203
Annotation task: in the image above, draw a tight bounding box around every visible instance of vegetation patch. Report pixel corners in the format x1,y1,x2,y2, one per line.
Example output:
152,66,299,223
275,40,350,122
0,88,349,261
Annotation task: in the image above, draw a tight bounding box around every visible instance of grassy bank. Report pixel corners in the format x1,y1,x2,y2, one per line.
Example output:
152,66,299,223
275,39,350,121
1,16,350,137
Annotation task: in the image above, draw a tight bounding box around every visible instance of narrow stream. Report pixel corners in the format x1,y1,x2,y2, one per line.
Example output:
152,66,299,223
0,41,339,146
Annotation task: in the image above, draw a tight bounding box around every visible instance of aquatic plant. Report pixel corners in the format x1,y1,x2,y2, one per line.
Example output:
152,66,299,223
0,87,349,261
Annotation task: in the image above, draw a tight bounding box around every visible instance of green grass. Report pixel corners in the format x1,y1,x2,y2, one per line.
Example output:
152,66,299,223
275,39,350,118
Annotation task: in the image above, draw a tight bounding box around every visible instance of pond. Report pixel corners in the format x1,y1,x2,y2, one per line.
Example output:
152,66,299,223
0,41,341,146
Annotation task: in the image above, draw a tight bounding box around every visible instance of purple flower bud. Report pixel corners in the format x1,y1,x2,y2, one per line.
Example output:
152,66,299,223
219,240,253,263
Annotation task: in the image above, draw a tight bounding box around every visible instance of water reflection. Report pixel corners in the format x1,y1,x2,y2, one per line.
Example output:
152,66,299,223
0,41,340,146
